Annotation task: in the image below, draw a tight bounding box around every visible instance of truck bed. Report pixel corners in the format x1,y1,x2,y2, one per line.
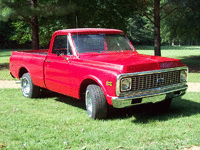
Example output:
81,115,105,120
10,49,48,88
20,49,49,55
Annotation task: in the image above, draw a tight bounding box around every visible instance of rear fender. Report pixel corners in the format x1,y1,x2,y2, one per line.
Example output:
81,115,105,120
18,65,31,79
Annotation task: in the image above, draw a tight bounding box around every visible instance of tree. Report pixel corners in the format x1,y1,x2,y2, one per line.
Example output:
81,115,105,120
161,0,200,45
126,14,154,45
154,0,161,56
0,20,15,48
1,0,133,49
0,0,76,49
127,0,180,56
73,0,132,32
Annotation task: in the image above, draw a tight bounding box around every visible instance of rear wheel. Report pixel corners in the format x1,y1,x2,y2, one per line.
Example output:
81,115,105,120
85,84,107,119
21,73,40,98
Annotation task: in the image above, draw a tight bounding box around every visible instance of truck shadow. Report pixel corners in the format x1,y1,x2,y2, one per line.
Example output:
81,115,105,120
107,97,200,123
39,91,200,122
39,90,86,110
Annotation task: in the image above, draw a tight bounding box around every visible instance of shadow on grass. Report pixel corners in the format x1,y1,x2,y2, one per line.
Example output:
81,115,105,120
38,91,200,122
56,96,86,110
180,55,200,73
0,63,9,70
105,96,200,123
0,54,12,57
161,46,200,50
0,49,14,57
38,90,86,110
109,96,200,123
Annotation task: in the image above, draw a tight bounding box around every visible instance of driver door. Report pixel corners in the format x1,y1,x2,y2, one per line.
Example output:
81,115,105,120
44,35,74,96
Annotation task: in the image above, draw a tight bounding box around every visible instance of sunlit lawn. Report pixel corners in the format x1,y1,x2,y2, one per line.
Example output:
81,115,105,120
0,89,200,149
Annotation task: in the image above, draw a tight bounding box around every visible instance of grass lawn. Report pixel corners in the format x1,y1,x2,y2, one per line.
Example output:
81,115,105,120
0,46,199,82
0,89,200,149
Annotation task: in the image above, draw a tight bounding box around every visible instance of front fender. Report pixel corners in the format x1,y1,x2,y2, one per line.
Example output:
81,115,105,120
80,74,117,105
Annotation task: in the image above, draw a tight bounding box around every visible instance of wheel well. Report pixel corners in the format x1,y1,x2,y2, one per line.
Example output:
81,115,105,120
19,67,28,78
79,79,98,100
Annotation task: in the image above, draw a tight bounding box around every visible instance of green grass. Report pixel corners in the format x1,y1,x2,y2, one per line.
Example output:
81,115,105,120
188,73,200,83
135,45,200,59
0,46,200,82
0,89,200,149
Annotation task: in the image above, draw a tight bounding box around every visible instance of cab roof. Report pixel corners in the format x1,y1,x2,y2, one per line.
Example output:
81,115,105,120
54,28,124,34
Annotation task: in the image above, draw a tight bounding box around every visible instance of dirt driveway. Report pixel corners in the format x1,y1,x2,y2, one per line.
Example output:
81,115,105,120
0,80,21,89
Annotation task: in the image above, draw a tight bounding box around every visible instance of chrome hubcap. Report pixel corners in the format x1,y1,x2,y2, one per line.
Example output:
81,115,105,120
86,90,93,117
21,77,31,97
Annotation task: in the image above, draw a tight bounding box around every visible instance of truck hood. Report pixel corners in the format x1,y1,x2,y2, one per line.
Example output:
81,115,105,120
78,52,184,73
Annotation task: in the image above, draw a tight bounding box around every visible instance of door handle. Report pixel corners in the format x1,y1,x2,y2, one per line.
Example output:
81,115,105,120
46,60,51,63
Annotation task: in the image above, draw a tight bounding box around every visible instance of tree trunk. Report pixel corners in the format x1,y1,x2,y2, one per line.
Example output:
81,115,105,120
154,0,161,56
76,13,79,28
31,0,39,50
31,16,39,50
172,38,175,46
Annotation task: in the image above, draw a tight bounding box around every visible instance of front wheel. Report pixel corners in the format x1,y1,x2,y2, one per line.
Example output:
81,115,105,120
85,84,107,119
21,73,40,98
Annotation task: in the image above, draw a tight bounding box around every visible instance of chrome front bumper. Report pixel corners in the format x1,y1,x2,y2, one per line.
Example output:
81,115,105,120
112,83,188,108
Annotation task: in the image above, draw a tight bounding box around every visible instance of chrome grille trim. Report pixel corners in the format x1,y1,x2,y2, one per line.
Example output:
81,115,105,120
116,66,188,96
131,70,181,91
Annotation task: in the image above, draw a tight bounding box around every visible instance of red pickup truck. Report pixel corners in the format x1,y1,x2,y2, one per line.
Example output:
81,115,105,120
10,28,188,119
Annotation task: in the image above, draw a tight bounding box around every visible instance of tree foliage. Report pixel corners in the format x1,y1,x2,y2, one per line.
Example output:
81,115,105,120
161,0,200,45
0,0,199,51
127,15,154,45
127,0,182,56
0,20,16,48
0,0,76,49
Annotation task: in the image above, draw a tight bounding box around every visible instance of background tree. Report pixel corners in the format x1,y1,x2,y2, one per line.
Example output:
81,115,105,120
127,14,154,45
0,21,15,48
73,0,133,32
0,0,199,51
127,0,181,56
1,0,133,49
161,0,200,45
0,0,76,49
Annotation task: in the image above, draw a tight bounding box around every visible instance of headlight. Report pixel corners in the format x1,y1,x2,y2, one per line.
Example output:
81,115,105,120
121,78,132,91
180,70,187,82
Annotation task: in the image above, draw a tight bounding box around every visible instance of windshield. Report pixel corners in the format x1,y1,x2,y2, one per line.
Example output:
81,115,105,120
72,34,133,53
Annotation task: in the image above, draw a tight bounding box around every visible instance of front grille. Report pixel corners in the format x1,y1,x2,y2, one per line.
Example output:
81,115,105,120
131,70,181,91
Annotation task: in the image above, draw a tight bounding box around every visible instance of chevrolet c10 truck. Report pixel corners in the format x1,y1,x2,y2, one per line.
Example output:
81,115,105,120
9,28,188,119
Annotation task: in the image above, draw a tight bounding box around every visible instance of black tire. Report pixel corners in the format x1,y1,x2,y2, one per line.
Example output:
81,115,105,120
21,73,40,98
85,84,107,119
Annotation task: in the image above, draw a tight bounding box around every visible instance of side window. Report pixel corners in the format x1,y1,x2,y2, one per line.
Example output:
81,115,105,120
52,35,72,55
